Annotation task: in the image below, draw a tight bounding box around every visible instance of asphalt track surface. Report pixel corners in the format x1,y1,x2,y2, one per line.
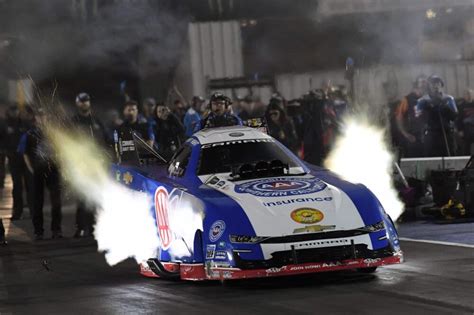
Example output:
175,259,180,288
1,180,474,314
0,239,473,314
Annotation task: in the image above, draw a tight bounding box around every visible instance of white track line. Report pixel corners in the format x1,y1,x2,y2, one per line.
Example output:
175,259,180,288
399,237,474,249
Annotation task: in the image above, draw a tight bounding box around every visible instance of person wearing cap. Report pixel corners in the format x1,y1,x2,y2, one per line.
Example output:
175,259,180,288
196,92,242,131
19,108,62,240
183,96,203,137
416,75,458,157
395,75,427,157
71,92,108,238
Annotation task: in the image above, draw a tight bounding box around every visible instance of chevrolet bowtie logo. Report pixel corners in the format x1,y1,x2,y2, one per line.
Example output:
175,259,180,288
293,225,336,234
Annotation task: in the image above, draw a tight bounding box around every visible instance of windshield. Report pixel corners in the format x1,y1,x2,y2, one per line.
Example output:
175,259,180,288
198,139,303,175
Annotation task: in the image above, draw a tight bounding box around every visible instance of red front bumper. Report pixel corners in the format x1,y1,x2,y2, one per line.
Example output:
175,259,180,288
141,251,403,281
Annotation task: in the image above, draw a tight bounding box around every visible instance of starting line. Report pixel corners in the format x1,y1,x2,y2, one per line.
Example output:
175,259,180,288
399,237,474,249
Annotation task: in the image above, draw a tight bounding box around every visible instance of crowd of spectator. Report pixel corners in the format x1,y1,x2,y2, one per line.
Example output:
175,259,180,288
0,74,472,244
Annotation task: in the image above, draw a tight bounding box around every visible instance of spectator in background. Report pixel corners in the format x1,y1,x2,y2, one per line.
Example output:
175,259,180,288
117,100,155,146
71,92,108,238
265,102,298,153
71,93,108,144
238,96,253,121
301,90,326,166
327,85,349,122
456,88,474,155
0,219,5,245
184,96,203,137
286,99,304,156
19,109,62,240
142,98,156,121
395,75,427,157
173,100,187,123
416,75,458,157
197,92,242,131
150,103,185,160
0,111,6,189
104,109,123,141
2,105,29,220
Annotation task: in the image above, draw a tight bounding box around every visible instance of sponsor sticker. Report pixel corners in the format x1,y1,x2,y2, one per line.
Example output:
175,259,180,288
115,170,121,182
236,177,327,197
265,262,343,274
293,224,335,234
209,220,226,242
201,138,273,149
218,241,226,249
229,132,244,137
208,176,219,185
154,186,173,250
215,251,227,260
290,208,324,224
123,172,134,185
263,196,333,207
206,245,216,259
266,266,287,273
363,258,381,264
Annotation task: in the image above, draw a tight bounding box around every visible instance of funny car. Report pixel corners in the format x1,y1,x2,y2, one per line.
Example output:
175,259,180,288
112,126,403,281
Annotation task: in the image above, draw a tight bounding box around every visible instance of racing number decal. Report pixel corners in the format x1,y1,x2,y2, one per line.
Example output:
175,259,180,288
154,186,173,250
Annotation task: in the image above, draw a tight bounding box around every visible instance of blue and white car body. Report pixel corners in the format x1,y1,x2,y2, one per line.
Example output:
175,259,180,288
112,126,403,280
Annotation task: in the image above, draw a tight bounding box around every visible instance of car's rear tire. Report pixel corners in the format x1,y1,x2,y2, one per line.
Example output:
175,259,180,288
357,267,377,273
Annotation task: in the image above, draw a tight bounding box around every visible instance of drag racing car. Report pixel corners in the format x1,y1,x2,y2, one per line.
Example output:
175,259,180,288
112,126,403,281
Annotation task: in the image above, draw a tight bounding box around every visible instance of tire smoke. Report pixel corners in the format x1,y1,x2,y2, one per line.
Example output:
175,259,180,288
45,126,160,266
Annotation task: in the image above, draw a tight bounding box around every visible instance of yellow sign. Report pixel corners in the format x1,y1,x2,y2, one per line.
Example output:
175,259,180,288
293,225,335,234
290,208,324,224
123,172,133,185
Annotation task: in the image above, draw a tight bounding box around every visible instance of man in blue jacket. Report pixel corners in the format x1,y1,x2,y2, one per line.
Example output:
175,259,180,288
183,96,204,137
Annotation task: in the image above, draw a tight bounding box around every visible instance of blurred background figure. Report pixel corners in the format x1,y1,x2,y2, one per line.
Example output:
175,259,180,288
456,88,474,155
416,75,458,157
117,100,155,147
104,109,123,141
150,102,185,160
19,109,62,240
71,92,108,238
184,96,203,137
197,92,242,131
265,99,298,153
142,98,157,122
0,218,6,245
286,99,304,157
172,99,187,123
395,75,427,157
2,105,30,220
301,90,326,166
0,109,6,189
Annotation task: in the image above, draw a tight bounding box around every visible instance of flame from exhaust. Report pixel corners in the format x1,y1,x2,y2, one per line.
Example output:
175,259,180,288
45,126,159,265
324,118,404,221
